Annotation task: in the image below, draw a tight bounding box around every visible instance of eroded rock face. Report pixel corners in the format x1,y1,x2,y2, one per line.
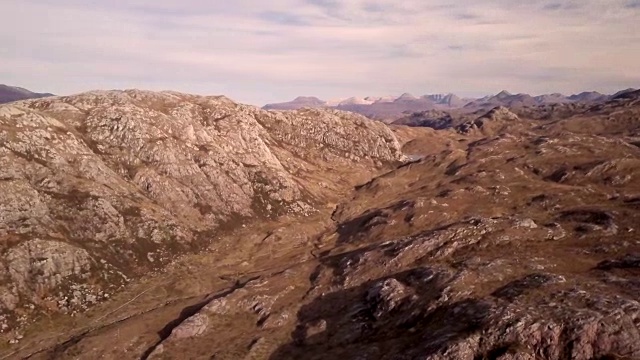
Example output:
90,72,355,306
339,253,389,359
0,90,405,329
5,239,94,291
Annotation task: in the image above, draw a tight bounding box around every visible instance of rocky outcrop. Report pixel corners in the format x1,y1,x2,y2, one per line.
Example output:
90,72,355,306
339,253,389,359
0,89,405,330
456,106,521,135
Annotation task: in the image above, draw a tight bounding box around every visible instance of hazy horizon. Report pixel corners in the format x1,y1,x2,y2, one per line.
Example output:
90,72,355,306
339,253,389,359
2,0,639,106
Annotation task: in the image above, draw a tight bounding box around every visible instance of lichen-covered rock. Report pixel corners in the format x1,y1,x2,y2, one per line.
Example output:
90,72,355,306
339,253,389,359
169,312,209,340
5,239,93,290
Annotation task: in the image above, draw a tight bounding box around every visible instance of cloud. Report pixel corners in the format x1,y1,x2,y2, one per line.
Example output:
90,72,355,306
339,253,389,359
0,0,638,105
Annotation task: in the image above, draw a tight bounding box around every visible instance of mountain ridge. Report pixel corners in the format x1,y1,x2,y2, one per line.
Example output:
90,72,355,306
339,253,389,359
263,88,637,122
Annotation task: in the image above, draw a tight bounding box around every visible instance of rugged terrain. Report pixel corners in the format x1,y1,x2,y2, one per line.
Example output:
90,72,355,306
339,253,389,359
1,89,640,359
0,90,404,344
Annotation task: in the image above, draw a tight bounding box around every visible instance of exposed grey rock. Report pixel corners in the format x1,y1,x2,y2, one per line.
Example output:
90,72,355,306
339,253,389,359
169,312,209,339
514,218,538,229
5,239,93,290
0,89,405,327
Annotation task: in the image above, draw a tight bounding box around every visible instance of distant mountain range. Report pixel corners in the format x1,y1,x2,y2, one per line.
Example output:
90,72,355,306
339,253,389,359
263,92,472,120
0,84,54,104
2,83,636,123
263,89,637,122
394,89,640,130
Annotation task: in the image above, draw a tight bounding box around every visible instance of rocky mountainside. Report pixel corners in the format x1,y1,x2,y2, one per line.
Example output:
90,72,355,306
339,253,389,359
0,84,53,104
0,90,405,341
2,89,640,360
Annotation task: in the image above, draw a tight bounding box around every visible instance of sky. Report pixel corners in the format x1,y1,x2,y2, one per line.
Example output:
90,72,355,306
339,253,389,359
1,0,639,106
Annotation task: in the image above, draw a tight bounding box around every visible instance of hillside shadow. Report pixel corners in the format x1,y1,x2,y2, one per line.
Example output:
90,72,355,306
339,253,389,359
335,200,415,245
269,267,493,359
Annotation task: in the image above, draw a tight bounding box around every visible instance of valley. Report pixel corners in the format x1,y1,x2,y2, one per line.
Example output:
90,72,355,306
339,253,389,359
1,89,639,359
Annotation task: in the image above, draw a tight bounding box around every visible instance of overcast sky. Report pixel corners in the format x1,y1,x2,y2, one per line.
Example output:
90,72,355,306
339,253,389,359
2,0,639,105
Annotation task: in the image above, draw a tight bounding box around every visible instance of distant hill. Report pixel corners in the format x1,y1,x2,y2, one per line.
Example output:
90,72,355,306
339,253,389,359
534,93,573,104
567,91,608,103
392,109,455,129
463,90,538,109
611,88,639,99
263,93,470,123
423,93,467,108
263,96,326,110
0,84,54,104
